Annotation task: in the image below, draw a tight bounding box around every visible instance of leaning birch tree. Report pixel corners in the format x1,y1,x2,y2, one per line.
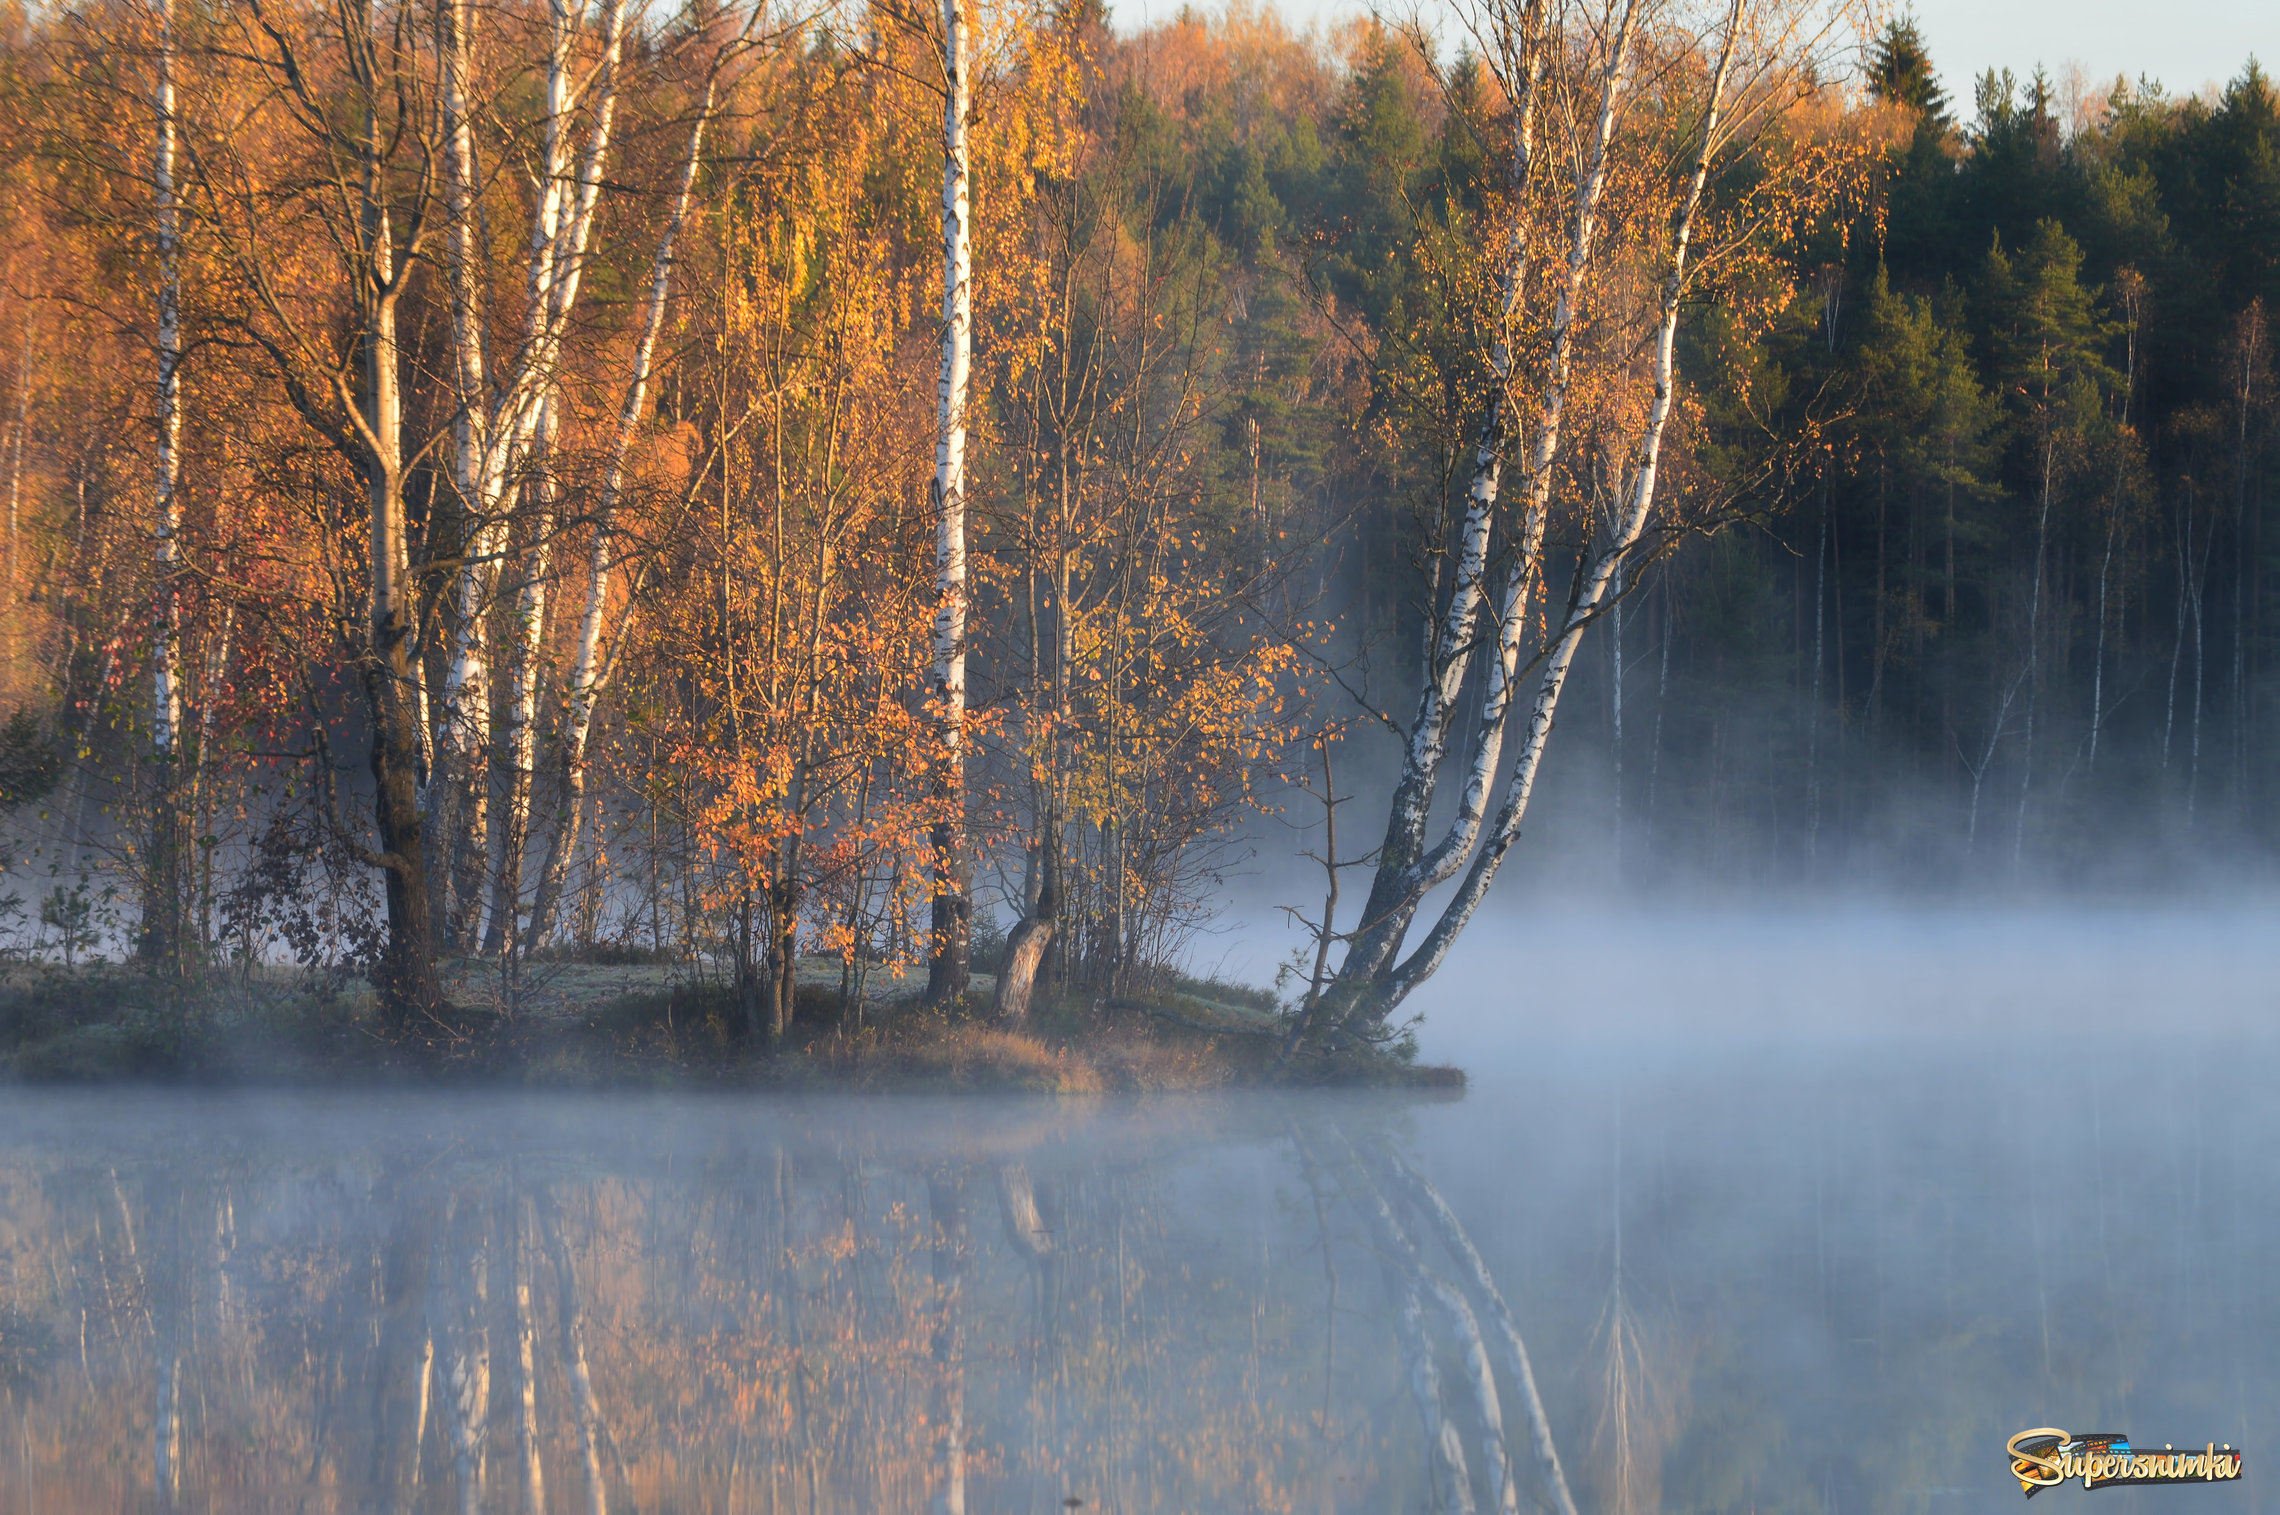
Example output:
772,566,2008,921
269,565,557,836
1305,0,1861,1046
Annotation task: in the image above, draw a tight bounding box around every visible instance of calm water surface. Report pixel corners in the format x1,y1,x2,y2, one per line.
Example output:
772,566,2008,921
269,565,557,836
2,922,2275,1513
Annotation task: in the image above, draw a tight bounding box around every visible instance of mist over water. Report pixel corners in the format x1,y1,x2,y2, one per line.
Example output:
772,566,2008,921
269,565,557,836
0,908,2271,1512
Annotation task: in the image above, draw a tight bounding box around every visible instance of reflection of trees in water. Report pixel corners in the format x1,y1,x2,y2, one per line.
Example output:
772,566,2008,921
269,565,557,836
2,1108,1561,1513
7,1062,2268,1514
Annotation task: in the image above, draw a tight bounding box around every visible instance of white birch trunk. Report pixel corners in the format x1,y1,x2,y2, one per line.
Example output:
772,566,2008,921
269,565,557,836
1344,0,1553,979
2013,436,2052,867
527,85,714,946
1342,0,1636,988
429,0,493,942
152,0,182,763
926,0,975,1002
1379,2,1743,1012
144,0,185,965
484,400,557,957
433,0,627,953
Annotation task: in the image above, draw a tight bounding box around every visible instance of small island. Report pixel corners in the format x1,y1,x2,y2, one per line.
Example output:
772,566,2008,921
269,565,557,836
0,948,1462,1093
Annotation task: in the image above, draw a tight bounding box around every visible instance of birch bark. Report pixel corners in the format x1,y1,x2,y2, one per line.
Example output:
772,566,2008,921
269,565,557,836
1373,4,1744,1015
433,0,627,954
1339,0,1633,994
142,0,185,968
483,400,557,958
429,0,492,948
526,84,716,947
925,0,975,1006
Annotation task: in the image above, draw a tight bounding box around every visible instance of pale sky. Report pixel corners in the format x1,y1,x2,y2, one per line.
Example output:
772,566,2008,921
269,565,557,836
1115,0,2276,109
1898,0,2271,106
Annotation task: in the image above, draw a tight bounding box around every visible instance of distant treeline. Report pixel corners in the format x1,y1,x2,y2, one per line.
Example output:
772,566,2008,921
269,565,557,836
1646,28,2280,883
1238,18,2280,887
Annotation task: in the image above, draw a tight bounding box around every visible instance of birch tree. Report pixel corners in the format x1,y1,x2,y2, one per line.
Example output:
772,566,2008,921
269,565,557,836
140,0,185,969
1308,0,1858,1043
430,0,630,956
523,77,719,948
924,0,976,1005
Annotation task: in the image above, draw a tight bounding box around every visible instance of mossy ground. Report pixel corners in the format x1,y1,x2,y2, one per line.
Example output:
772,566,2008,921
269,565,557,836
0,956,1463,1093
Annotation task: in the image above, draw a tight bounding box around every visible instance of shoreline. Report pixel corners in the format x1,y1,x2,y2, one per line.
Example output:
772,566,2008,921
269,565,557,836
0,959,1464,1095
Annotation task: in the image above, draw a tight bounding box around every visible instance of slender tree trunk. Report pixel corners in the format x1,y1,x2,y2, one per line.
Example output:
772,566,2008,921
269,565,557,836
1339,0,1563,989
2189,526,2206,823
1808,472,1827,862
995,400,1076,1020
1610,555,1624,874
192,606,233,951
1278,738,1344,1060
767,786,804,1045
926,0,975,1005
2165,495,2188,769
434,0,627,957
527,83,714,946
2230,305,2260,815
2090,502,2116,775
5,325,27,591
2013,437,2053,870
2091,287,2139,777
484,403,557,960
142,0,185,971
354,64,442,1023
1357,6,1742,1021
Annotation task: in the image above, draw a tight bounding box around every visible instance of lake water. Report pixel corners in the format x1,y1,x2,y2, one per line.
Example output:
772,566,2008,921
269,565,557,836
1,908,2275,1513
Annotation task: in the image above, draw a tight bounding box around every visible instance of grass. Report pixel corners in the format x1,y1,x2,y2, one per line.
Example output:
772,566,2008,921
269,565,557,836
0,955,1465,1093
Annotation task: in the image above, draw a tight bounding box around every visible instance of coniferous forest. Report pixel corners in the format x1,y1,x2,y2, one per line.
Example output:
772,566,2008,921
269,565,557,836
0,0,2271,1052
